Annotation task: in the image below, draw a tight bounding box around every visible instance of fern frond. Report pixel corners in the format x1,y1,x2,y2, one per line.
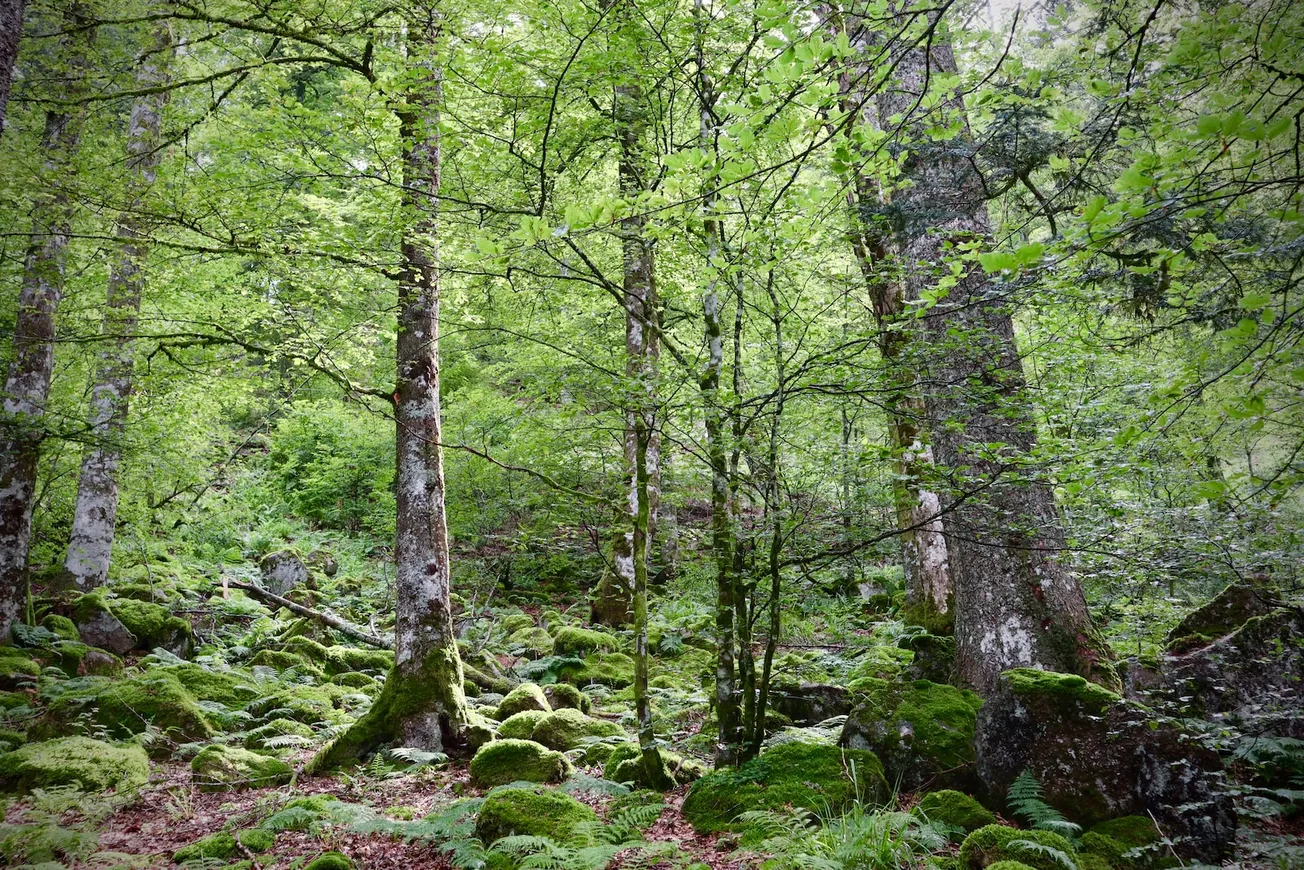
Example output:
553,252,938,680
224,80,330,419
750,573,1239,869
1009,839,1078,870
1008,770,1081,836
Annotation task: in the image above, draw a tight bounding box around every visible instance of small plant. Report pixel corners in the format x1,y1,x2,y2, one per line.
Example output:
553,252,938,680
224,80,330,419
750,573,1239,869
738,805,950,869
1007,770,1082,840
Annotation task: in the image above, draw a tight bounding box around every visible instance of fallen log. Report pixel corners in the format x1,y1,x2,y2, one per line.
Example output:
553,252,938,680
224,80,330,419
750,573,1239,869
225,579,392,649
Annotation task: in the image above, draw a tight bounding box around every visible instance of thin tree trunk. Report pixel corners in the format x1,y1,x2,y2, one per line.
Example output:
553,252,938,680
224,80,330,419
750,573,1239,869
0,0,24,135
730,265,757,756
0,9,90,642
633,410,671,788
311,5,468,767
876,2,1115,694
63,21,172,592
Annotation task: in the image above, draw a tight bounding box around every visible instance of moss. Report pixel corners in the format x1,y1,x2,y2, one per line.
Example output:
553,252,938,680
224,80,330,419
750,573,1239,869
174,832,238,862
957,825,1078,870
245,718,315,750
324,645,394,676
474,784,599,845
495,683,551,720
0,690,32,710
239,828,275,852
916,790,998,838
39,671,216,745
247,684,341,725
530,708,624,750
1088,816,1160,848
284,635,331,662
1080,832,1131,868
506,627,554,657
191,744,293,791
604,743,699,790
304,852,354,870
682,740,888,834
250,649,321,674
1076,856,1113,870
0,736,148,793
900,600,955,636
0,648,39,689
39,614,80,642
469,738,572,788
985,864,1039,870
1002,668,1120,714
79,647,123,677
497,710,550,740
332,672,378,690
104,595,193,652
559,651,634,688
464,662,512,695
500,613,536,635
1164,580,1278,653
157,663,260,708
0,728,25,750
552,626,622,656
544,682,590,713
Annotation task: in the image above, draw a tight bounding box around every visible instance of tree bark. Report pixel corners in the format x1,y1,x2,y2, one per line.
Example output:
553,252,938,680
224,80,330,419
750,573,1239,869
63,21,171,591
311,5,468,767
0,0,24,135
875,3,1116,694
0,9,91,642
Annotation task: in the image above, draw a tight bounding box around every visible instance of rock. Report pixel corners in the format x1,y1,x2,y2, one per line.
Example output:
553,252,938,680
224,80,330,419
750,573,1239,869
331,672,378,691
1164,580,1281,653
914,789,997,840
559,651,635,688
305,550,339,577
552,626,622,656
497,710,550,740
901,633,956,683
250,649,324,677
1080,816,1165,868
78,647,124,677
191,744,293,791
530,708,624,750
74,605,135,655
771,683,852,727
260,550,309,595
304,852,353,870
173,829,275,863
35,671,217,748
506,627,554,659
840,678,983,793
957,825,1077,870
469,738,572,788
72,591,193,657
0,736,148,793
682,740,888,834
603,743,705,790
0,648,39,690
495,682,551,720
544,682,590,713
975,668,1235,862
474,784,599,845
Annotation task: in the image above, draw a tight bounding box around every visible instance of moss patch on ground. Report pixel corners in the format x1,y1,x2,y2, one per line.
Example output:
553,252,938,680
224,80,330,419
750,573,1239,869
916,789,998,839
0,736,148,793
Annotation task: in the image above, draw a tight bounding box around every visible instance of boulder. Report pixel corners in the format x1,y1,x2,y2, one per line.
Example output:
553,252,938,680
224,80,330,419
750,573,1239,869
0,736,148,793
72,591,192,657
260,550,309,596
558,651,634,687
552,626,622,656
771,683,852,726
603,743,705,790
505,627,554,659
840,678,983,792
497,710,550,740
305,549,339,577
0,648,39,690
900,633,955,683
74,605,135,655
191,744,293,791
957,825,1077,870
530,708,624,750
544,682,590,713
1164,580,1281,653
474,784,599,845
975,668,1235,862
468,739,572,788
495,682,551,720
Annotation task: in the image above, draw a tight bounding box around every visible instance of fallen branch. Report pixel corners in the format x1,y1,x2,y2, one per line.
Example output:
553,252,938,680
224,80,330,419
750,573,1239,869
225,580,392,649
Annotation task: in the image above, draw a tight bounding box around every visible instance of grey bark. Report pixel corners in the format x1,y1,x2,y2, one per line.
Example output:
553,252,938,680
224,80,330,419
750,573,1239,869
0,0,24,135
63,21,172,591
874,3,1114,694
0,10,91,642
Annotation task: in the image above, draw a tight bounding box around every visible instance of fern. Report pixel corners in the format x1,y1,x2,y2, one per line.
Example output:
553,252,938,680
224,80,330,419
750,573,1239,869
513,655,583,684
261,806,324,833
590,803,664,844
387,746,449,770
559,772,631,797
737,805,949,870
1009,839,1079,870
1007,771,1081,838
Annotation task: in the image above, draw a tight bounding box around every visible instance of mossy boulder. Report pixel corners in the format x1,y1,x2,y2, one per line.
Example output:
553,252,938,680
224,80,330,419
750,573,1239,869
78,647,124,677
1079,816,1165,869
191,744,293,791
552,626,622,656
39,614,80,642
544,682,590,713
260,549,309,595
901,633,956,683
246,684,341,725
0,648,39,690
323,645,394,676
38,672,216,747
957,825,1077,870
0,736,148,793
559,651,634,687
1164,580,1281,653
250,649,320,674
771,683,853,727
506,627,554,658
0,728,25,750
72,591,193,657
474,784,599,845
469,739,572,788
304,852,354,870
494,682,550,720
499,613,536,635
916,789,998,839
332,672,378,690
841,678,983,792
245,718,315,751
156,663,260,708
682,740,888,834
173,832,239,863
976,669,1233,863
530,708,624,750
603,743,704,790
497,710,550,740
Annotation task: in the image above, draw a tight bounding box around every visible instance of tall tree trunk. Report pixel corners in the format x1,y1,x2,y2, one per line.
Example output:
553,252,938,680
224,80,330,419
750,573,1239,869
0,9,90,642
311,5,468,767
0,0,24,135
63,21,171,592
875,2,1116,694
633,410,671,788
835,5,952,627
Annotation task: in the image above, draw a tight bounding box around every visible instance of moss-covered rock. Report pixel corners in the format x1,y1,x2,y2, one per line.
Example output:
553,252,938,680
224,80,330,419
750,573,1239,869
1164,581,1281,653
976,669,1233,864
304,852,354,870
39,614,80,642
984,863,1039,870
469,739,572,788
250,649,321,675
916,790,998,839
1079,816,1165,869
500,613,536,636
559,651,634,688
173,832,238,863
0,728,25,750
156,663,260,708
495,682,550,720
78,647,123,677
603,743,703,790
191,744,293,791
544,682,590,713
901,634,956,683
474,784,599,845
238,828,275,852
497,710,550,740
244,718,315,751
0,648,39,690
246,684,341,725
682,740,888,833
101,594,193,656
957,825,1077,870
331,671,378,690
38,671,216,746
0,736,148,793
841,678,982,792
323,645,394,676
552,626,622,656
530,708,624,750
506,627,554,658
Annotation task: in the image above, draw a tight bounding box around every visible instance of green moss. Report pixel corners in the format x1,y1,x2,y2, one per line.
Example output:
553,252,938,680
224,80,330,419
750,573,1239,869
1003,668,1120,714
284,636,331,662
469,739,572,788
552,626,622,656
682,740,888,834
0,648,39,689
900,600,955,636
304,852,354,870
958,825,1077,870
0,728,25,750
332,672,378,690
559,651,634,688
38,671,215,745
250,649,320,674
1088,816,1160,848
247,683,341,725
79,647,123,677
985,863,1039,870
506,627,554,657
239,828,275,852
39,614,79,642
544,683,589,712
245,718,315,750
191,744,293,791
174,832,238,862
474,784,599,845
156,663,260,708
0,736,148,793
530,708,624,750
324,645,394,675
0,690,32,710
603,743,697,790
916,790,998,838
495,683,550,720
500,613,536,635
843,678,982,789
1076,855,1113,870
1079,832,1131,868
497,710,549,740
105,596,193,652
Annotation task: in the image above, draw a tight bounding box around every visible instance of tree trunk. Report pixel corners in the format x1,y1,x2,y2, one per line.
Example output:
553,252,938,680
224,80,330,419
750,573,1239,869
633,411,671,788
835,5,952,627
311,5,468,767
876,3,1116,694
63,21,171,592
0,10,90,642
0,0,24,135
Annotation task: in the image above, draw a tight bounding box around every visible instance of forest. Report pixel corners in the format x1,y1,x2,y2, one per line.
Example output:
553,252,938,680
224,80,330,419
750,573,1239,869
0,0,1301,867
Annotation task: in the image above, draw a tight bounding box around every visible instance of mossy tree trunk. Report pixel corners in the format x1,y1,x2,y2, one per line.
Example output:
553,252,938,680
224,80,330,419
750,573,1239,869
64,21,172,592
0,0,23,136
311,3,468,768
632,413,672,789
872,1,1115,694
0,8,91,642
